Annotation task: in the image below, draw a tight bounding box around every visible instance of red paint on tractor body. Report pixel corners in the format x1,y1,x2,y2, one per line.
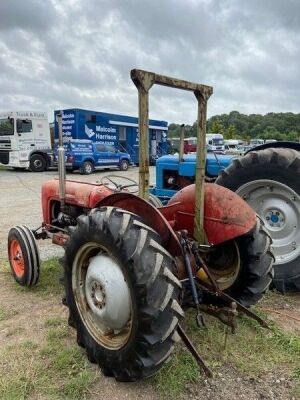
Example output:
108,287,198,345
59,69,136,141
164,183,256,245
41,179,256,249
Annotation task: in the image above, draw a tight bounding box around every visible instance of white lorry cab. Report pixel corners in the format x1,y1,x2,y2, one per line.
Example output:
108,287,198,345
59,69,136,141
0,111,53,172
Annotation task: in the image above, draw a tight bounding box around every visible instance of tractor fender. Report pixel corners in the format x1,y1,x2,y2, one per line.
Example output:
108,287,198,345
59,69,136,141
163,183,256,246
95,192,182,257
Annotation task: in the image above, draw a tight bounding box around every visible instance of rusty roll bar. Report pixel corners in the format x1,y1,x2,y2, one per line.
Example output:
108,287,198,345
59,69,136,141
130,69,213,243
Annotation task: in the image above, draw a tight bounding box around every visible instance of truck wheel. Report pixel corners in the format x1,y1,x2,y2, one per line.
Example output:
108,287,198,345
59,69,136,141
62,207,183,381
148,193,163,208
8,225,40,286
30,154,46,172
80,161,94,175
119,160,129,171
216,148,300,293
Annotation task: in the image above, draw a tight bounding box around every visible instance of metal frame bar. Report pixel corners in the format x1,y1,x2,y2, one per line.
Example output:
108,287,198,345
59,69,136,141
131,69,213,243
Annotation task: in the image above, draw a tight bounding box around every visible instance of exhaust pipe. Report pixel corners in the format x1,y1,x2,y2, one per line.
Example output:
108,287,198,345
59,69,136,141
179,124,185,161
57,113,66,211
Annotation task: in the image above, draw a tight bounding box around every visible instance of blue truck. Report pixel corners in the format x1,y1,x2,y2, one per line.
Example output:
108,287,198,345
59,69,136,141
54,108,168,165
150,142,300,294
58,140,132,174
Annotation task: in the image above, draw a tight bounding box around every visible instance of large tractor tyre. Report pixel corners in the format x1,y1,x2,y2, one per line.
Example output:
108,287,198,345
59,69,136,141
226,218,274,307
8,225,40,286
148,193,163,208
62,207,183,382
80,161,94,175
30,154,47,172
216,148,300,293
200,217,273,308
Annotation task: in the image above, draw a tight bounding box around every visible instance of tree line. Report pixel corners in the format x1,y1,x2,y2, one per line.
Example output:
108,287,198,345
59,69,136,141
168,111,300,142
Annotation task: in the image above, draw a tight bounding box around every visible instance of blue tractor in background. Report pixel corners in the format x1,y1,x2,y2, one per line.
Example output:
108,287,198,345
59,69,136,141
150,141,300,293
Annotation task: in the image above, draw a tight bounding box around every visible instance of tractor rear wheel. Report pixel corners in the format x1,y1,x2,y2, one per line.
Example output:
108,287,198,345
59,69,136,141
8,225,40,286
148,193,163,208
216,148,300,292
62,207,183,381
201,217,274,307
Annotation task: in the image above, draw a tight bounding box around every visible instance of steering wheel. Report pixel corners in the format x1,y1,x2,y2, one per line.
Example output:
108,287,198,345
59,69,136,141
100,175,138,193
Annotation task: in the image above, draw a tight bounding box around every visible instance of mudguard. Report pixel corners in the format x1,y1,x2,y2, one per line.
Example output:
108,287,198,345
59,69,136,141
162,183,256,246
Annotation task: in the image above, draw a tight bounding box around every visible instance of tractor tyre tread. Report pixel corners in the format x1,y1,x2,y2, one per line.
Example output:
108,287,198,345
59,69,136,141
228,217,274,307
148,193,163,208
62,206,183,382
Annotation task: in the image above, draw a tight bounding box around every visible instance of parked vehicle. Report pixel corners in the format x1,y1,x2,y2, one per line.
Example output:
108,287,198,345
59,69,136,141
150,141,300,293
0,111,53,172
181,133,225,154
224,139,241,155
54,140,131,174
250,138,264,147
206,133,225,152
184,136,197,152
7,69,273,381
54,108,168,165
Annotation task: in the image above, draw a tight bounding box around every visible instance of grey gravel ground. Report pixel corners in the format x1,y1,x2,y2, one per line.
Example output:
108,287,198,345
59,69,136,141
0,166,155,261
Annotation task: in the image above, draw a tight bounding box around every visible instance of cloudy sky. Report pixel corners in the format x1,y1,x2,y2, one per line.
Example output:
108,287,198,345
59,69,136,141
0,0,299,124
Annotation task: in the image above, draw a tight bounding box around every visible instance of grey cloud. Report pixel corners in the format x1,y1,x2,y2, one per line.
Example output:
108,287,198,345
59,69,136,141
0,0,57,32
0,0,299,124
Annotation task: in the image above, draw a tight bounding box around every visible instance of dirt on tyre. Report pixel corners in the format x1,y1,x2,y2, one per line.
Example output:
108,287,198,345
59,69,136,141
62,206,183,381
8,225,40,286
30,154,47,172
80,161,94,175
119,159,129,171
216,148,300,293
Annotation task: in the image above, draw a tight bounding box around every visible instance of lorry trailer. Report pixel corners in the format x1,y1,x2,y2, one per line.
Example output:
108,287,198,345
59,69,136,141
54,108,168,165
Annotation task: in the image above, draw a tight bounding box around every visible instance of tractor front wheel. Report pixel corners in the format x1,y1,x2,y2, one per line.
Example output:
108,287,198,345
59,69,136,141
8,225,40,286
63,207,183,381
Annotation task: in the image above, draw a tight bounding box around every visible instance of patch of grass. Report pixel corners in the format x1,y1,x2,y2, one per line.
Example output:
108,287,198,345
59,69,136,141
0,340,41,400
154,308,300,398
63,370,96,399
44,316,66,328
5,327,24,337
154,349,199,398
47,325,69,342
0,306,18,322
0,321,97,400
10,258,63,297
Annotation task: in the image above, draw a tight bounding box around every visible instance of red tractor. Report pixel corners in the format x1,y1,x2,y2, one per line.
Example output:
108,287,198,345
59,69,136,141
8,70,273,381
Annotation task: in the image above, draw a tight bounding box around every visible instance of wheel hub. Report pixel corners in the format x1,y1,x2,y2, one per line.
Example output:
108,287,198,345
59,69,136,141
34,159,42,168
72,243,132,350
89,281,106,309
85,254,131,330
265,209,285,228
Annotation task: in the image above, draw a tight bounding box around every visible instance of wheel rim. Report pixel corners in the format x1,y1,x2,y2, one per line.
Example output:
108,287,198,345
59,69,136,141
122,162,128,170
200,241,240,290
33,159,43,169
85,164,92,173
72,242,132,350
10,239,25,278
236,179,300,265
